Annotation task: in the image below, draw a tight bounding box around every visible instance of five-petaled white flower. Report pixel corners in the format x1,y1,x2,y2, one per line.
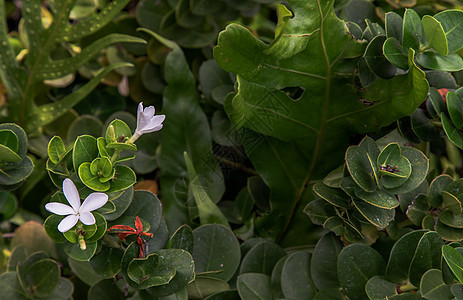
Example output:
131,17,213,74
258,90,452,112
129,102,165,143
45,178,108,233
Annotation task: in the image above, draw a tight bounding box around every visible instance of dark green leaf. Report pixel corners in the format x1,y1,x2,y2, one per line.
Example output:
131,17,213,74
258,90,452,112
239,240,286,276
338,244,385,300
311,233,343,290
365,276,397,299
193,224,240,282
281,251,315,300
416,52,463,72
422,15,448,56
402,9,426,52
443,245,463,284
434,10,463,52
364,35,397,79
383,37,409,70
237,273,272,300
420,269,452,299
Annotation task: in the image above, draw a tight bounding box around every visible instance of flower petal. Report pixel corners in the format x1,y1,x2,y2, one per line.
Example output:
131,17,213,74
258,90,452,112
137,102,144,129
58,214,79,232
143,106,155,117
80,192,108,213
79,211,96,225
63,178,81,212
139,115,165,133
45,202,75,215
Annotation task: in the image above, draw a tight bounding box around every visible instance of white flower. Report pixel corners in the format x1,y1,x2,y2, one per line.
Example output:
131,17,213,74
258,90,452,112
45,178,108,233
130,102,166,142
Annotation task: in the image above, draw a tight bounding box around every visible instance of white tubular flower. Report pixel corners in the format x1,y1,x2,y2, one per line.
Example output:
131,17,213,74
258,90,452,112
45,178,108,233
130,102,166,142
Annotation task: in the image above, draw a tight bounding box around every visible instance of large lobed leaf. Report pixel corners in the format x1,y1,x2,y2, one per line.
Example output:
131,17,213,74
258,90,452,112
213,0,429,239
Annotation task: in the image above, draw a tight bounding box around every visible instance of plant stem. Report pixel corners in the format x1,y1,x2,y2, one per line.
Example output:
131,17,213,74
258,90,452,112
111,149,122,164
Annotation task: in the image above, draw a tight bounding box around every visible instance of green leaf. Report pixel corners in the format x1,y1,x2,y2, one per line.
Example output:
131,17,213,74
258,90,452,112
416,52,463,72
351,196,395,228
383,37,409,70
422,15,448,56
311,233,343,290
313,182,350,208
90,247,124,278
447,91,463,129
79,162,110,192
64,241,98,261
440,209,463,228
105,119,133,144
87,279,126,300
186,277,230,299
73,135,98,172
106,165,136,193
386,12,403,41
143,249,195,297
338,244,386,300
364,35,397,79
429,175,453,208
346,145,377,192
402,9,426,51
184,152,229,228
0,272,29,299
103,187,134,221
18,259,60,298
442,113,463,149
354,188,399,209
128,254,176,289
237,273,272,300
386,230,429,283
443,245,463,284
165,225,194,253
0,191,17,221
408,231,444,286
365,276,397,299
420,269,453,299
434,10,463,52
281,251,316,300
47,136,66,165
239,240,286,276
192,224,240,282
0,130,20,163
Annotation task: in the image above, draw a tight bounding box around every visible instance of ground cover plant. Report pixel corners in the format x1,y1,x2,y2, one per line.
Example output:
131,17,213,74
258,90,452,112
4,0,463,299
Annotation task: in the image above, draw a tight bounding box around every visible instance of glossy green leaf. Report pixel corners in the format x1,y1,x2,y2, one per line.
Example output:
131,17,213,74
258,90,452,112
408,231,444,286
437,220,463,241
64,241,98,261
271,256,286,299
90,247,124,278
411,108,440,141
184,152,229,228
0,130,20,163
406,194,429,226
443,245,463,284
422,15,448,56
338,244,385,300
434,10,463,52
67,115,104,143
386,230,429,283
128,254,176,289
447,91,463,129
18,259,60,298
354,187,399,209
365,276,397,299
73,135,98,172
237,273,272,300
313,182,350,208
79,162,110,192
192,224,240,282
420,269,452,299
87,279,126,300
239,240,286,276
442,113,463,149
0,191,17,221
382,147,429,195
346,146,377,192
402,9,426,52
311,233,343,290
281,251,315,300
429,175,454,208
386,12,403,41
47,136,66,165
417,52,463,72
383,37,409,70
165,224,194,253
352,197,395,228
111,190,162,234
143,249,195,297
440,209,463,228
0,272,29,299
365,35,397,79
186,277,230,300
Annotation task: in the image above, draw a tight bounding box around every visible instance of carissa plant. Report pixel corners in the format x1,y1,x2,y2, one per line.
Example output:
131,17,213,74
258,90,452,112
6,0,463,299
